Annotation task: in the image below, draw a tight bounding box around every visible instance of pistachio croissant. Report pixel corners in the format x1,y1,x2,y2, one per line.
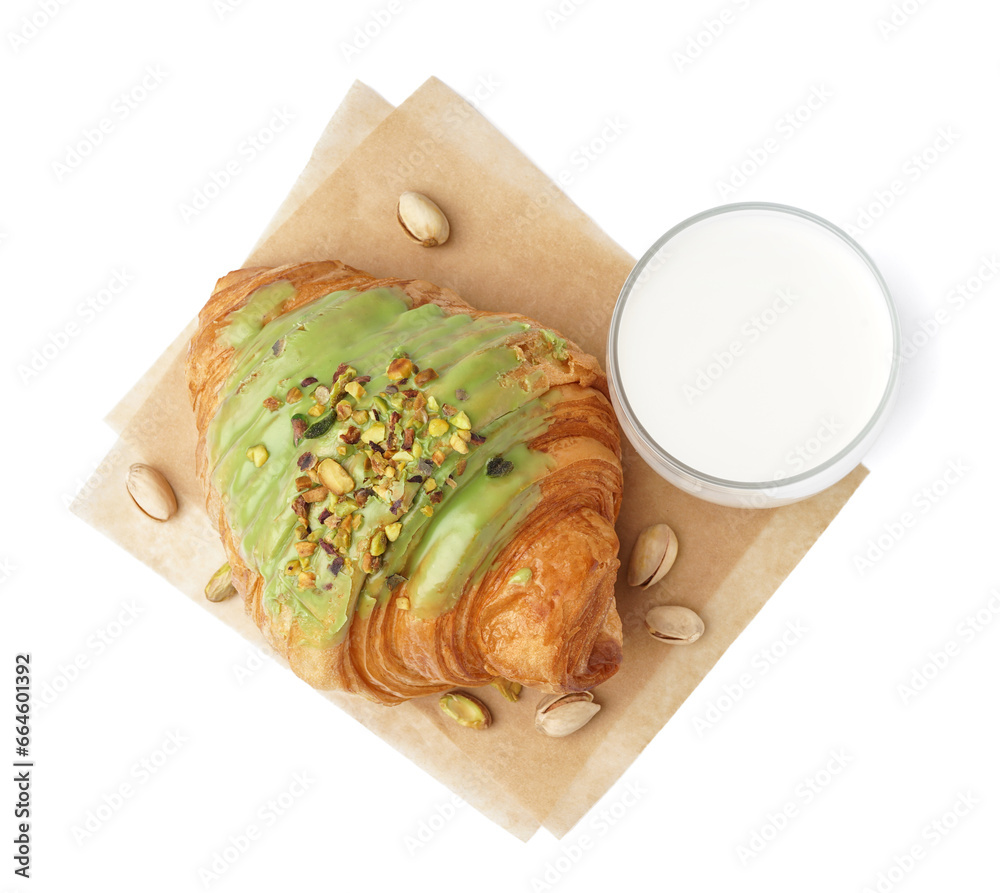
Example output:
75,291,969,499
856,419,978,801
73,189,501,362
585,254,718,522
187,261,623,705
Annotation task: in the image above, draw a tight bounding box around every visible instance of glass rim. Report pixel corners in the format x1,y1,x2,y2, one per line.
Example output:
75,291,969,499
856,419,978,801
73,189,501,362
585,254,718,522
606,201,901,494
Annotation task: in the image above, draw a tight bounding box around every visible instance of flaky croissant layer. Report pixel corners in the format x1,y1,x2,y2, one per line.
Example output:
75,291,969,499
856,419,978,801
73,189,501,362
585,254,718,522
187,260,623,704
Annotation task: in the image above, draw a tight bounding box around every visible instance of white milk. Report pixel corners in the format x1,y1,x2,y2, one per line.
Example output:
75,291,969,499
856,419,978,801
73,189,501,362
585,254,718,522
614,206,896,485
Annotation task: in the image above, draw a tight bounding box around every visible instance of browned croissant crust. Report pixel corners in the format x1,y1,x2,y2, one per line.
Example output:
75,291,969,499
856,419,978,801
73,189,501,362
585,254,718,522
187,260,623,705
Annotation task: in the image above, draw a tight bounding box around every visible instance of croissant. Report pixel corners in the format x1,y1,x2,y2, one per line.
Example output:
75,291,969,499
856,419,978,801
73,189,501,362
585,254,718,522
186,260,623,705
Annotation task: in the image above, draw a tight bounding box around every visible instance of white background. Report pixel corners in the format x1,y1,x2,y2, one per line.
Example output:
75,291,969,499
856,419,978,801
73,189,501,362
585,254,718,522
2,0,998,891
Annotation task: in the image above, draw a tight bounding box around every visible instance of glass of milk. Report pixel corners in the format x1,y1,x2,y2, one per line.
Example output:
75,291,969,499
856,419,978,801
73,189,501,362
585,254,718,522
607,203,900,508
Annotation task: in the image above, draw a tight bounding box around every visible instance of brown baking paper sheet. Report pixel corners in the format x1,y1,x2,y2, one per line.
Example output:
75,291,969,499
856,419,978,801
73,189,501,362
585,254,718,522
74,77,868,841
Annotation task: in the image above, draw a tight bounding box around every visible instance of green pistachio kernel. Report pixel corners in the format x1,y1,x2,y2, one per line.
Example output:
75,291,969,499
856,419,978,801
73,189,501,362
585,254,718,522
439,692,492,730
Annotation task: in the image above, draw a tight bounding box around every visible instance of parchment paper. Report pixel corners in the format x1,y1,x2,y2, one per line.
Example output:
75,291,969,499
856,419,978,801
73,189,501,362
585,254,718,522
74,77,867,841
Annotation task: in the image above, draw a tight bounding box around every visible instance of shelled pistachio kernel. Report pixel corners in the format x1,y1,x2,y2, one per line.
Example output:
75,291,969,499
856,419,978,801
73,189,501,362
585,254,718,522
439,692,491,730
125,463,178,521
449,433,469,454
246,444,269,468
204,562,236,603
345,381,366,401
385,522,403,542
316,457,355,495
490,678,522,702
286,387,303,404
451,411,471,430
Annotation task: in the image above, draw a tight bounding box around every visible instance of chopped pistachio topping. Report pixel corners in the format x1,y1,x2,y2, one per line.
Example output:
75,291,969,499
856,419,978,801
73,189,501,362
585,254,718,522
246,444,269,467
386,357,414,380
509,567,532,585
370,530,388,557
426,418,450,438
316,457,355,495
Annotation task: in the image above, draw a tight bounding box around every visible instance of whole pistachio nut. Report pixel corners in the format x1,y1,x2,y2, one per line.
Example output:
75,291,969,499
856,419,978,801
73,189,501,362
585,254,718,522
439,692,492,730
534,691,601,738
644,605,705,645
204,562,237,603
125,463,178,521
627,523,678,588
397,191,451,247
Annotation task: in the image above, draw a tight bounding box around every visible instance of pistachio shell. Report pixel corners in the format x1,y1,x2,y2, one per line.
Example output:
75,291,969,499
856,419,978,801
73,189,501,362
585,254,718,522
627,523,678,588
125,463,178,521
644,605,704,645
534,691,601,738
397,191,450,247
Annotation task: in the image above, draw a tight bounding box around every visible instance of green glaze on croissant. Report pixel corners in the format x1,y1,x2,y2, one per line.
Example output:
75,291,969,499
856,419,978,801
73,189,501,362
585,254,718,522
188,261,623,704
